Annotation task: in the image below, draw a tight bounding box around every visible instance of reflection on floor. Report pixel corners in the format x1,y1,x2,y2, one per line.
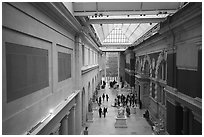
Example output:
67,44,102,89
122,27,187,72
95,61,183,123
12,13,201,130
86,83,153,135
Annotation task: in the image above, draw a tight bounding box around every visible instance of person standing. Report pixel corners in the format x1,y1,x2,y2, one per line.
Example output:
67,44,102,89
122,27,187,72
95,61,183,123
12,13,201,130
130,97,132,106
99,96,102,106
99,106,102,118
102,93,105,102
96,97,98,104
125,97,128,106
106,94,109,101
103,107,108,118
126,105,130,117
84,127,88,135
132,94,135,106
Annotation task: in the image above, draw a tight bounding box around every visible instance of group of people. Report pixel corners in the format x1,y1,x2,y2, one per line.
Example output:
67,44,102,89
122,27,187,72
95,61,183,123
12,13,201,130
114,93,137,107
96,93,109,118
98,106,108,118
101,81,106,89
109,80,118,89
96,93,109,106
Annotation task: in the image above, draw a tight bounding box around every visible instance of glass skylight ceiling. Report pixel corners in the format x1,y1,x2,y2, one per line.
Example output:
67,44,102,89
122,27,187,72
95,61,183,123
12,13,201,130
89,14,169,45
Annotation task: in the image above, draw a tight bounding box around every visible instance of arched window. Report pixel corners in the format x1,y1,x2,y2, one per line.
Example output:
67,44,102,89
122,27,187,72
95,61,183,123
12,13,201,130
157,60,166,80
144,61,150,76
135,60,140,73
158,64,162,79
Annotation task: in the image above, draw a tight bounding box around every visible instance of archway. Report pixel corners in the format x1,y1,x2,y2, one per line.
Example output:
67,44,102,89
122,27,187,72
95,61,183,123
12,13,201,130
88,82,91,101
92,78,94,99
87,82,91,121
144,61,150,76
142,55,151,76
155,51,167,79
135,58,141,73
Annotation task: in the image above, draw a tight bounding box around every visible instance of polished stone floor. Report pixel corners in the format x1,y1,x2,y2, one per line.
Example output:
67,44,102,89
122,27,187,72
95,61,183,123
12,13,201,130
87,83,153,135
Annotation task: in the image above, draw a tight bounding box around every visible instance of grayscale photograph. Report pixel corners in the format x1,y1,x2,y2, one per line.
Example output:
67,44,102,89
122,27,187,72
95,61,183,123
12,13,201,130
2,2,202,135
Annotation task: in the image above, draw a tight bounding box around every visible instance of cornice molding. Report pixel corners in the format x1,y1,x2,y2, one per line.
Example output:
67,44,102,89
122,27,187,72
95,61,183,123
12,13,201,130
26,90,80,135
133,33,166,52
81,65,99,75
159,3,201,34
192,111,202,123
31,2,81,34
165,85,202,116
81,32,100,51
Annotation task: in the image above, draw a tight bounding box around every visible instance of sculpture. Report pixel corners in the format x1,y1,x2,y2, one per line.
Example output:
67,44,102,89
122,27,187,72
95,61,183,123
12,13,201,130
117,107,125,118
88,99,93,112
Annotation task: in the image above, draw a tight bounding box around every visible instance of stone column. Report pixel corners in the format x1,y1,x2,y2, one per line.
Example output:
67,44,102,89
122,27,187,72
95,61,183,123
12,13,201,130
61,114,69,135
155,83,158,100
188,110,193,135
68,104,76,135
104,52,107,82
161,64,164,80
74,35,82,89
149,82,152,97
75,92,82,134
118,52,120,83
182,106,189,135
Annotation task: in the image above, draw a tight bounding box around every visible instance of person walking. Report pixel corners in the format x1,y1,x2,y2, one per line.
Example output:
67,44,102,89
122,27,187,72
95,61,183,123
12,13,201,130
103,107,108,118
130,97,132,106
96,97,98,104
102,93,105,102
99,106,102,118
99,97,102,106
106,94,109,102
132,94,135,106
126,105,130,117
125,97,128,106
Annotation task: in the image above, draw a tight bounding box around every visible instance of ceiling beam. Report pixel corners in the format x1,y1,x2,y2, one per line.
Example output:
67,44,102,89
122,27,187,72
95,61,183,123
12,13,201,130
100,48,127,52
101,44,129,48
74,10,177,16
88,18,166,24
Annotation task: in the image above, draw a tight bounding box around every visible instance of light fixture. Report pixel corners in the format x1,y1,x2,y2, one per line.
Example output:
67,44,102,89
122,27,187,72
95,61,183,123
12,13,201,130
99,13,103,17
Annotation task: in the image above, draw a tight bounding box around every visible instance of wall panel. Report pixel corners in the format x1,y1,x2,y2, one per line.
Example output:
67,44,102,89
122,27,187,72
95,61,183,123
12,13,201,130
6,42,49,102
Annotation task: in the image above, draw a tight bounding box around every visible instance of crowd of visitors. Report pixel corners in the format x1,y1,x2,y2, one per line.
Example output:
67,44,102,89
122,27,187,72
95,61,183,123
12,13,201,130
96,92,109,118
109,80,118,89
113,93,137,107
96,93,109,106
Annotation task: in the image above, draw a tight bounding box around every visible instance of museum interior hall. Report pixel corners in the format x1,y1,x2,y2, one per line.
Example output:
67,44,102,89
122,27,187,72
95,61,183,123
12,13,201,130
2,2,202,135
